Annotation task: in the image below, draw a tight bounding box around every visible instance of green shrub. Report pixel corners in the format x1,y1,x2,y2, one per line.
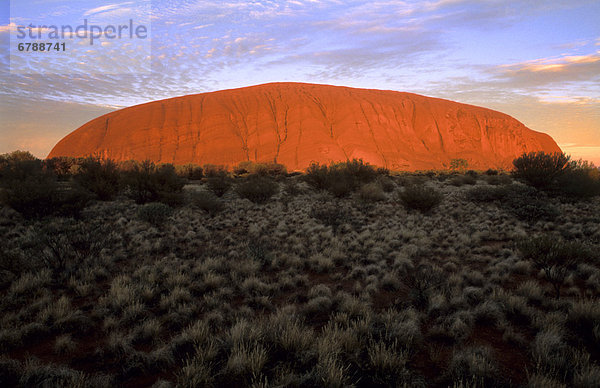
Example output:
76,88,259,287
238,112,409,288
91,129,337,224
124,161,185,204
74,157,121,200
485,168,499,176
512,152,571,189
189,191,223,215
235,175,279,204
398,185,443,213
137,202,173,226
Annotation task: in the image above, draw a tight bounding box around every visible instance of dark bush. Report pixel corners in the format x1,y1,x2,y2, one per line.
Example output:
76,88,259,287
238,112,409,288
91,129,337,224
44,157,76,181
246,240,273,268
283,179,303,196
503,185,559,222
304,159,379,197
336,159,378,184
358,182,386,202
235,174,279,204
404,263,445,309
176,164,204,180
466,186,510,203
124,161,185,204
310,202,352,233
376,176,396,192
512,152,571,189
32,220,110,278
485,168,499,176
398,185,443,213
0,158,91,219
0,150,37,171
206,175,233,197
74,157,121,200
304,162,330,190
202,164,228,178
0,173,57,218
449,174,477,186
234,161,287,177
54,185,94,218
326,169,355,198
517,235,593,298
189,191,223,215
137,202,173,226
554,163,600,199
484,174,512,185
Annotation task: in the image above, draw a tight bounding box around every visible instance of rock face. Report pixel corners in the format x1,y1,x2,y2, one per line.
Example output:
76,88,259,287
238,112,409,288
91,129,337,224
48,82,561,171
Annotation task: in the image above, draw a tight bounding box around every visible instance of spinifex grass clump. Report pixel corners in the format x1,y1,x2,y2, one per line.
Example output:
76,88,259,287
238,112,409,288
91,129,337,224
136,202,173,226
310,201,352,233
358,182,386,202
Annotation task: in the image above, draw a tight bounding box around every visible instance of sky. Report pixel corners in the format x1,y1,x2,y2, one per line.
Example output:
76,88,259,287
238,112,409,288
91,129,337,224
1,0,599,165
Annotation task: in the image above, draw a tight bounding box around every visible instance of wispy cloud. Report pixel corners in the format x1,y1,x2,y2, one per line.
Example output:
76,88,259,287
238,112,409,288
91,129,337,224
83,2,134,17
490,51,600,91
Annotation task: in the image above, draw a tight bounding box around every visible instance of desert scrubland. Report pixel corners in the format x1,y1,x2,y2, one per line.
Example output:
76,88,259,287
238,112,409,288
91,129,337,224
1,152,599,387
